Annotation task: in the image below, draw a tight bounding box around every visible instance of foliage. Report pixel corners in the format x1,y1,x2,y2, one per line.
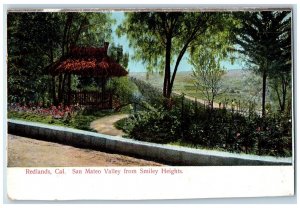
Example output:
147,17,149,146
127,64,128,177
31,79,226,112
118,12,236,98
129,77,165,108
8,102,118,131
234,11,292,116
117,84,292,157
191,58,226,106
122,108,181,144
121,107,291,156
7,12,114,105
114,117,127,130
188,16,237,106
107,77,138,106
108,43,129,69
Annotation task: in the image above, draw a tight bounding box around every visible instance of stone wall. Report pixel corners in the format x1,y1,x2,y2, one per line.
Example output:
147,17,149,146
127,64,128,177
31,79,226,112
7,119,292,166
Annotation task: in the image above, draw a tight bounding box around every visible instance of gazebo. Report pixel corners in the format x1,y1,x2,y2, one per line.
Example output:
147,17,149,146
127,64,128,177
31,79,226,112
48,42,128,109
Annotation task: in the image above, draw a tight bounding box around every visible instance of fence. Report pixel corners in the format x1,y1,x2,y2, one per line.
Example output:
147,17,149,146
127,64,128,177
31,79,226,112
63,91,113,108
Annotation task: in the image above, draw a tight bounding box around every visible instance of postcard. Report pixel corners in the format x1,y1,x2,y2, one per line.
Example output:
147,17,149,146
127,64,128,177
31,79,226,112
5,6,294,200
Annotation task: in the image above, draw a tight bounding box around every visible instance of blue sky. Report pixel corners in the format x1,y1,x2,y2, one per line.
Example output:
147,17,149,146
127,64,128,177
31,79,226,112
111,12,245,73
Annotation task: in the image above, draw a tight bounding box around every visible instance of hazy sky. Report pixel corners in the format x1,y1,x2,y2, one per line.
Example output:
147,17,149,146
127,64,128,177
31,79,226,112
111,12,245,73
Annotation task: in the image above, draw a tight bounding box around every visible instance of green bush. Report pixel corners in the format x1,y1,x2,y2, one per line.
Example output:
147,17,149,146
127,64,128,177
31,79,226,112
130,77,165,108
107,77,138,106
111,78,292,157
122,108,180,143
118,104,292,157
114,117,127,130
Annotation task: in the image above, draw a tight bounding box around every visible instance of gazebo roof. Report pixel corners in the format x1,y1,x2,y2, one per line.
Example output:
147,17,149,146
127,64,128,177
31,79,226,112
48,43,128,77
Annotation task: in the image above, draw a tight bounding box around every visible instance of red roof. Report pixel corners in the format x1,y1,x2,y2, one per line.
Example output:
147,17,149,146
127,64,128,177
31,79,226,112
48,44,128,77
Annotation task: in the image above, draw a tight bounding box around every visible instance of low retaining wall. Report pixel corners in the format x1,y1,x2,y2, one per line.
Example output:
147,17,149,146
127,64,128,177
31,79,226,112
7,119,292,166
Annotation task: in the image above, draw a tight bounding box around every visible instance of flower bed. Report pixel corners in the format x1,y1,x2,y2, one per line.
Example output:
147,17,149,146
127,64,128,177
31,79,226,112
8,103,82,119
8,102,129,131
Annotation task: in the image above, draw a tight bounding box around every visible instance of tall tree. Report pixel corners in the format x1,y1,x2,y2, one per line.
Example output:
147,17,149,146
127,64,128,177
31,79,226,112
118,12,230,100
7,12,114,105
234,11,291,117
269,14,292,113
7,12,63,104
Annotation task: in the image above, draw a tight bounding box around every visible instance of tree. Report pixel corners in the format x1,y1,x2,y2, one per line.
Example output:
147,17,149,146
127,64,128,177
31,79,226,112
56,12,114,104
189,15,236,107
7,12,63,104
118,12,230,101
108,43,129,68
191,57,225,107
269,14,292,113
234,11,291,117
7,12,114,105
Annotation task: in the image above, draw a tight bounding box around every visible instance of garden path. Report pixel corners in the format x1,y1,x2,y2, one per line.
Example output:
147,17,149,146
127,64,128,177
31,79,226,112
90,114,129,136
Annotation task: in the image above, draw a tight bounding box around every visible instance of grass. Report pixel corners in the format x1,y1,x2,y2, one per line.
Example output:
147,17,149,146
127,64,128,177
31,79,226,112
114,117,127,130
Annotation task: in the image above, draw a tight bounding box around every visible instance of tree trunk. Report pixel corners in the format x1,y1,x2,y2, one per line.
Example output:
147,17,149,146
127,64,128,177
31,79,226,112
168,22,203,99
49,37,57,105
61,74,67,104
281,75,287,112
62,13,74,56
163,35,172,99
262,70,267,117
57,14,73,105
52,76,57,105
275,84,283,112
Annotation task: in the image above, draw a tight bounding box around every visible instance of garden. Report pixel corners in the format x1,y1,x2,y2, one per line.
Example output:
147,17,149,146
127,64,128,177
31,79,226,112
115,78,292,157
7,11,293,158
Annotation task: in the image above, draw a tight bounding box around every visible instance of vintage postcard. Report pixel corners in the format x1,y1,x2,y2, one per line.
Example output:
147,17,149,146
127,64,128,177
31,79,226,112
4,5,295,201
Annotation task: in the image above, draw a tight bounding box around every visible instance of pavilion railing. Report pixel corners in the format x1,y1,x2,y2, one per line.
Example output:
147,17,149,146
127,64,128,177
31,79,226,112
64,91,113,109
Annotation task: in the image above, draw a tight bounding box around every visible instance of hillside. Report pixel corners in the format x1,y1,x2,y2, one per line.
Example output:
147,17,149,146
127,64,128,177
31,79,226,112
130,69,262,104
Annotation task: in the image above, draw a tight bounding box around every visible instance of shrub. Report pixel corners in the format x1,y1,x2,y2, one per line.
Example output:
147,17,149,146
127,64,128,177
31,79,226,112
122,108,180,143
130,77,165,108
114,117,127,130
107,77,138,106
119,102,292,157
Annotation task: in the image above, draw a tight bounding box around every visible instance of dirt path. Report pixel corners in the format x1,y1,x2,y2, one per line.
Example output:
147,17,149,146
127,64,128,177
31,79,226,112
7,134,162,167
90,114,129,136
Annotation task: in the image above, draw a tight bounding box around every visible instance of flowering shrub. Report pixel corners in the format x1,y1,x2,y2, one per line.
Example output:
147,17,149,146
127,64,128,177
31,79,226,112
8,102,121,131
8,102,82,120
